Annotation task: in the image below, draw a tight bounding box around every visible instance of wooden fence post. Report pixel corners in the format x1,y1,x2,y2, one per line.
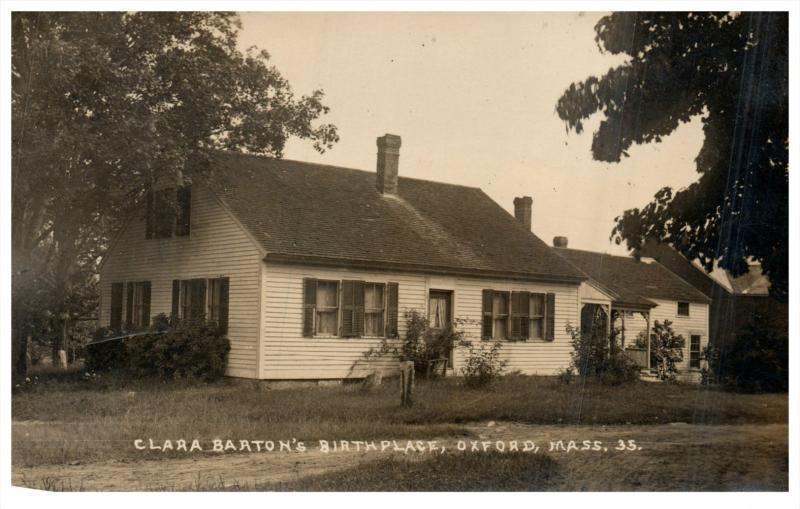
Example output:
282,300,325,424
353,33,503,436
400,361,414,407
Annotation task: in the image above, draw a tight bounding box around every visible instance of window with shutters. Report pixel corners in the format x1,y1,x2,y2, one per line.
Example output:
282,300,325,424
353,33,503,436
529,293,545,339
127,281,151,328
492,292,509,340
483,289,555,341
364,283,386,337
689,335,701,369
146,185,191,239
302,279,398,338
315,280,339,335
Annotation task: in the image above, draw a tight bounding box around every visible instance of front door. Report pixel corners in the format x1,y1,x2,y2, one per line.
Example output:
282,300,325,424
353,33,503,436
428,290,453,368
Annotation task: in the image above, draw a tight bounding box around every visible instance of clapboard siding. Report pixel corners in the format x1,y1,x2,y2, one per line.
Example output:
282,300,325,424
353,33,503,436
261,263,580,379
261,264,426,379
452,278,580,374
99,186,263,378
649,299,709,382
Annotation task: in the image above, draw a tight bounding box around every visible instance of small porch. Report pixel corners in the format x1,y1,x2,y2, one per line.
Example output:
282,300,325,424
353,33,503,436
579,300,655,372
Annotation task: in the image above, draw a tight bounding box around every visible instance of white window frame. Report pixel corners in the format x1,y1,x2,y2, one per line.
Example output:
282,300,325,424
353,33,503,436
528,292,546,340
314,280,340,337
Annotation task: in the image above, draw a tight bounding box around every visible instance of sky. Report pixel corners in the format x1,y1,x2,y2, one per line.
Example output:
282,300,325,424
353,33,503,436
237,12,705,256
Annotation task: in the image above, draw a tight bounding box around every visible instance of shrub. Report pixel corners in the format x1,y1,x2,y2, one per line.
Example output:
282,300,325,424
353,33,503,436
555,366,576,385
565,323,639,385
649,320,685,382
460,340,506,388
86,315,230,382
85,327,128,372
366,310,468,378
710,314,788,392
598,351,641,386
566,321,610,377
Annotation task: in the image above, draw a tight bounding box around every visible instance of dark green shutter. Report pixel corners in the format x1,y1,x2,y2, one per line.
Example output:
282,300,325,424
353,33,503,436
176,186,191,236
126,283,134,328
142,281,151,327
340,280,365,338
545,292,556,341
520,291,530,340
510,291,530,340
110,282,123,330
353,280,365,337
172,280,180,319
219,278,229,334
340,280,356,337
386,282,399,338
302,278,317,337
510,292,522,340
145,190,154,239
482,289,493,339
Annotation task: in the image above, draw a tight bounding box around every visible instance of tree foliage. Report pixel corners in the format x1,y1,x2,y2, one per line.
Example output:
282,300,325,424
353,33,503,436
11,12,338,362
649,320,685,382
556,12,788,301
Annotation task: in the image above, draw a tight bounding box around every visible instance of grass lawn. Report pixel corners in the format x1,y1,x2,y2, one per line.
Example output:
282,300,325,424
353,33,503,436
12,368,787,471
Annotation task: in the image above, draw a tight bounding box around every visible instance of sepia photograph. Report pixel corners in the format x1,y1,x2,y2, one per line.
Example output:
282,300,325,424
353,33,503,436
2,0,796,502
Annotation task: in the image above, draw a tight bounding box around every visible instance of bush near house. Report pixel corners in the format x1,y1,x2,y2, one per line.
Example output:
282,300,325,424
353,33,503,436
565,323,640,386
85,314,230,381
649,320,685,382
367,311,468,378
709,313,788,392
460,340,507,388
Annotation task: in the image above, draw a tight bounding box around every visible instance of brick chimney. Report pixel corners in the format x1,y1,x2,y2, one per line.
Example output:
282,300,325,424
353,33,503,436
376,134,402,195
513,196,533,231
553,236,568,248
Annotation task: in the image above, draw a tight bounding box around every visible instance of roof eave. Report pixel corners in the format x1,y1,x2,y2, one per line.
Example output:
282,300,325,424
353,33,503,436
263,252,586,285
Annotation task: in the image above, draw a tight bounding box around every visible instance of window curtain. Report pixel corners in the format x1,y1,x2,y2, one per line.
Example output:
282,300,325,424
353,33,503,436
430,295,448,329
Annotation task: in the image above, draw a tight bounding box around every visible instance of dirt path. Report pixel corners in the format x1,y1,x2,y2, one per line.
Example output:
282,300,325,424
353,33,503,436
13,422,788,491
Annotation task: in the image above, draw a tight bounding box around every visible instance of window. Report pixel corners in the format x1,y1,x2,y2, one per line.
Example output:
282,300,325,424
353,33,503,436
146,185,191,239
302,279,399,338
677,301,690,317
315,280,339,335
179,279,206,321
492,292,509,340
483,289,555,341
126,281,151,328
689,335,701,369
207,278,229,333
364,283,386,336
529,293,545,339
110,282,124,330
428,291,452,330
172,277,229,332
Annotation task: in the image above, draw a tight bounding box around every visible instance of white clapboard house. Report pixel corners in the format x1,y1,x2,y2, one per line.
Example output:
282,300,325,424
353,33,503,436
98,134,708,381
553,241,712,382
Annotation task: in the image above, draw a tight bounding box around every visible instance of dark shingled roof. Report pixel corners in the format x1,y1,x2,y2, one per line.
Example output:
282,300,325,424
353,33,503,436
554,247,711,307
205,152,585,282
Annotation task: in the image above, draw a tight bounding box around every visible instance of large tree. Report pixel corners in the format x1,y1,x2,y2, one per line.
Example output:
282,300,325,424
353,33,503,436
556,12,788,301
12,12,338,366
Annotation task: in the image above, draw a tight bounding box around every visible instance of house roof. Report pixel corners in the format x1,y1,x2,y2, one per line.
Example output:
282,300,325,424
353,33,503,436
204,151,585,283
554,247,711,307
